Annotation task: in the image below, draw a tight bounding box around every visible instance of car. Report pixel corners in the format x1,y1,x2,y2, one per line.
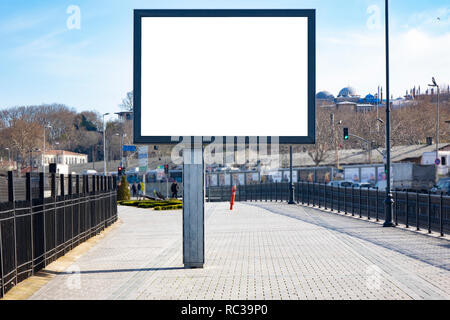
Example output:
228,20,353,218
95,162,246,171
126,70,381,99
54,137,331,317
352,182,373,189
430,178,450,195
327,180,353,188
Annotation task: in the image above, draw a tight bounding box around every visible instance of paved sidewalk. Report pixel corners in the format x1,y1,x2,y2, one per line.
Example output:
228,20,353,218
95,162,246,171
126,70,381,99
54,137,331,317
29,202,450,300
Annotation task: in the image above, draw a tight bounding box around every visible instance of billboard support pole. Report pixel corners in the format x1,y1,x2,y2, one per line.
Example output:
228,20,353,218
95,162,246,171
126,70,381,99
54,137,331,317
183,146,205,268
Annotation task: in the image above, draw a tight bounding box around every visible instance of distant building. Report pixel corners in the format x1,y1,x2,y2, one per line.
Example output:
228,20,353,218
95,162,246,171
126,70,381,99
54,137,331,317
318,86,382,112
115,111,133,122
316,91,335,102
335,86,360,103
36,150,88,166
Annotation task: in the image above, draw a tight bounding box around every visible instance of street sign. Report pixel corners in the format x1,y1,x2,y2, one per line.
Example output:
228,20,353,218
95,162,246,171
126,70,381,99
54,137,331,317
435,158,441,165
138,146,148,172
123,145,137,152
133,9,316,145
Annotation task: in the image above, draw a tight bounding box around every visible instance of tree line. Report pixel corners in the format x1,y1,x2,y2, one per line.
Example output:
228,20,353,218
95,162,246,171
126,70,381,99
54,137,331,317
0,103,128,171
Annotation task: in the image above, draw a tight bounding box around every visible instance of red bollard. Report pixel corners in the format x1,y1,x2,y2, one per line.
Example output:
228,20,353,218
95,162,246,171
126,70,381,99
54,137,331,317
230,185,237,210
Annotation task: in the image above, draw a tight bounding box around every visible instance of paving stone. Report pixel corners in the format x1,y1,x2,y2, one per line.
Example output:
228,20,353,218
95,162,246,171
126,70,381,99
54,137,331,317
29,202,450,300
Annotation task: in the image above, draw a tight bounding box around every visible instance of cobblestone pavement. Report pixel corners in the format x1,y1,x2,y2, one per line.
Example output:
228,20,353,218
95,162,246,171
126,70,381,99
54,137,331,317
29,202,450,300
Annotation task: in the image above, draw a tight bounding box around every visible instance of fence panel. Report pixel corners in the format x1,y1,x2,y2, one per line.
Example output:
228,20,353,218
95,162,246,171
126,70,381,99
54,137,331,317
0,172,117,298
207,181,450,238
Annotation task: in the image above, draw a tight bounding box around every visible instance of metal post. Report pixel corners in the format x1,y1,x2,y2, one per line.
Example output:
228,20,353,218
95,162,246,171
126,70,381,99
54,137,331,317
337,184,340,213
288,146,295,204
351,185,354,216
416,190,420,231
344,186,347,214
359,186,362,218
394,191,398,225
8,172,18,286
376,187,379,221
330,183,333,211
324,183,327,210
26,173,34,275
307,182,309,206
428,191,431,233
405,191,409,228
183,147,204,269
367,186,370,220
383,0,395,227
440,192,444,237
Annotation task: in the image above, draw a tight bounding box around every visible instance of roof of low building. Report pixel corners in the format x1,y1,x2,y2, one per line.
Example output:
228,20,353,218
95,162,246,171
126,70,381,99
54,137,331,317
40,150,88,157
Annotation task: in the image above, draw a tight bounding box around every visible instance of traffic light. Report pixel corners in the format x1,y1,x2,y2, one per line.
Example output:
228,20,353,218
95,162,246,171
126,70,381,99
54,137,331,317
164,164,169,175
343,128,349,140
118,167,123,176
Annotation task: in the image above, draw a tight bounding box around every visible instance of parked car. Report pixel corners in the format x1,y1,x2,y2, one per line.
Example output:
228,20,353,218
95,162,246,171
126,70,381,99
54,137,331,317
352,182,373,188
327,180,353,188
430,178,450,195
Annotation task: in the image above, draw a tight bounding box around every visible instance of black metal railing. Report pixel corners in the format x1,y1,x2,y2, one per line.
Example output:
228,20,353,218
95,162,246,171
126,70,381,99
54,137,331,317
207,182,450,237
0,172,118,298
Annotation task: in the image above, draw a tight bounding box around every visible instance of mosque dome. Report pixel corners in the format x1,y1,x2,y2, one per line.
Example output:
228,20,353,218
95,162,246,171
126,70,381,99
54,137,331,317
338,87,358,97
316,91,335,100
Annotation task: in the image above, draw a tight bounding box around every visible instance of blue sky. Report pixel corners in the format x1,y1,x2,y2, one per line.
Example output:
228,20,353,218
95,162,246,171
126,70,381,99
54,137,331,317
0,0,448,119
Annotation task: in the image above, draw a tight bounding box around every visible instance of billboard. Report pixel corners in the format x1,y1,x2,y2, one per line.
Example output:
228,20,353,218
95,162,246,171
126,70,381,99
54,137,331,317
133,9,316,144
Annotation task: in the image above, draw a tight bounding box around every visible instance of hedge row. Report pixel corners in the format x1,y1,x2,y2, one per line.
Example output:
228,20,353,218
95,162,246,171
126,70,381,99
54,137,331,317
118,199,182,211
154,204,183,211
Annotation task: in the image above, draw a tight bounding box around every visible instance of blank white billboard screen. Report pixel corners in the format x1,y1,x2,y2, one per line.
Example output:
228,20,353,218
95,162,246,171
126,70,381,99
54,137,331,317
140,17,309,137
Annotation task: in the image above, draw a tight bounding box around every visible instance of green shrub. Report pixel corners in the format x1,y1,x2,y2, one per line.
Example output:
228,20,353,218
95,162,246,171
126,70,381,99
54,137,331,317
154,204,183,211
117,175,130,201
118,198,182,210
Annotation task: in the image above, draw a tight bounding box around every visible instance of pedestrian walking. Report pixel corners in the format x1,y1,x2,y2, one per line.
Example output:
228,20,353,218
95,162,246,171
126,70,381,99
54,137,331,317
171,181,179,199
132,182,137,199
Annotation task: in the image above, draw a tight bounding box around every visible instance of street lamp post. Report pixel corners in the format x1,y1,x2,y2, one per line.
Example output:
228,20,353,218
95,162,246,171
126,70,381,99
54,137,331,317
428,77,440,165
383,0,394,227
103,113,110,176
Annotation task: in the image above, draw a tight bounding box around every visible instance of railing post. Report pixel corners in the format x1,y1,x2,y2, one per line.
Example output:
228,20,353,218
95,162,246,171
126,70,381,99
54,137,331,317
367,186,370,220
329,184,333,211
343,186,347,214
307,182,310,206
405,191,409,228
359,186,362,218
337,184,340,213
8,171,18,288
427,191,431,234
416,190,420,231
376,187,379,221
394,191,398,226
26,173,34,275
40,172,45,268
316,182,321,209
440,192,444,237
351,185,354,216
324,183,327,210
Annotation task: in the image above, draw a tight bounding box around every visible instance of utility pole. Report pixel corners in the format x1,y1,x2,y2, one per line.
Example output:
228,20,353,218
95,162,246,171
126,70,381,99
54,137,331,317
383,0,394,227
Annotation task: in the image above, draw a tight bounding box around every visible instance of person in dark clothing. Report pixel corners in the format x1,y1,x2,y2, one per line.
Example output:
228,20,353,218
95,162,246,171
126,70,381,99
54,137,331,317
131,182,137,198
171,181,179,199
